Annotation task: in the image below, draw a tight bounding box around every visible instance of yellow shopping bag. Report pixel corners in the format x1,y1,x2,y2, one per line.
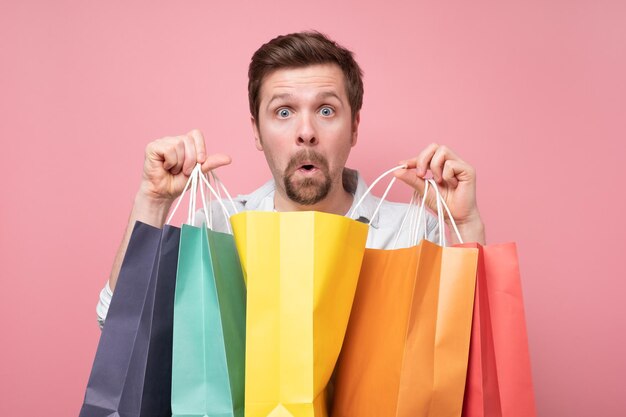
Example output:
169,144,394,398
230,211,368,417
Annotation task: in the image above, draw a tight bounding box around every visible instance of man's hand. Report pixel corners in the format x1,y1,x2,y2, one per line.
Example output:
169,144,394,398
139,129,232,204
108,129,231,292
394,143,485,244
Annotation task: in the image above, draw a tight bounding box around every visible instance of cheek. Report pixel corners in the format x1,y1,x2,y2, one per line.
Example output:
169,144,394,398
258,134,288,172
329,125,355,151
263,115,294,132
326,141,353,174
330,118,354,139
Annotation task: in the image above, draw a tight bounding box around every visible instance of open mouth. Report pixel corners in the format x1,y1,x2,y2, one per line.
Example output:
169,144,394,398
285,151,329,178
295,164,320,176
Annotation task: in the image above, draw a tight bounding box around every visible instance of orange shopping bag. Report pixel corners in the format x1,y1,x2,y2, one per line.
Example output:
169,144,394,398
460,243,537,417
333,177,478,417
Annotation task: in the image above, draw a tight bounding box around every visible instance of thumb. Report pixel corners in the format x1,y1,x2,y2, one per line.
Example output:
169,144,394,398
394,168,426,195
201,153,232,172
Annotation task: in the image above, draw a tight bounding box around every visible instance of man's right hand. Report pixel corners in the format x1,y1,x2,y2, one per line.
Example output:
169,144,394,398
138,129,232,204
107,129,232,293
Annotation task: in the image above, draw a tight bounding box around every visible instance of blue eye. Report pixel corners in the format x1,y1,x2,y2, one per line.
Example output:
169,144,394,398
320,107,334,116
278,108,291,118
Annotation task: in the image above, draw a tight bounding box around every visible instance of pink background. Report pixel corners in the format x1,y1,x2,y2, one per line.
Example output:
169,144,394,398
1,1,625,415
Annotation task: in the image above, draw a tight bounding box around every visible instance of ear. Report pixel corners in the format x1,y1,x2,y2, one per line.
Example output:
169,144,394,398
251,116,263,151
351,111,360,147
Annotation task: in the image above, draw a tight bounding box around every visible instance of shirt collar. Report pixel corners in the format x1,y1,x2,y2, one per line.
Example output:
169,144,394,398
349,172,381,228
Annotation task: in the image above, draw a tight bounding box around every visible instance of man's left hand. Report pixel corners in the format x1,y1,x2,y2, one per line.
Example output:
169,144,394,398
394,143,486,244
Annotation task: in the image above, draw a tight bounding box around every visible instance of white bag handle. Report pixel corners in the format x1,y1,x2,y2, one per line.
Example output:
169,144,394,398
163,164,201,226
166,164,237,232
210,171,239,215
349,164,431,250
348,164,407,219
407,180,443,246
197,170,239,229
393,177,465,248
349,164,436,249
413,179,463,246
198,172,237,233
392,190,426,249
345,164,465,247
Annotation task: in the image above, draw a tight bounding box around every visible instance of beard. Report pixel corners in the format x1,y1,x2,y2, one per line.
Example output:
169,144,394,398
283,150,332,206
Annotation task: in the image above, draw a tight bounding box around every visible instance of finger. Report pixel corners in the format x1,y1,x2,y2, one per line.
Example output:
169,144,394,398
399,143,439,177
445,159,476,183
146,137,173,163
394,168,426,195
201,153,232,172
395,169,443,215
429,146,448,183
144,140,163,165
181,134,197,176
429,145,462,183
166,138,185,175
441,160,460,188
188,129,207,163
152,138,178,173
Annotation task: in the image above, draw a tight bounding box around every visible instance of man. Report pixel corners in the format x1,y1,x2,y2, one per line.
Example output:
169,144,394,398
96,31,485,326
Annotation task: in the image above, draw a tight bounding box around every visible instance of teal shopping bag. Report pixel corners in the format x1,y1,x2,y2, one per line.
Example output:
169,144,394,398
172,223,246,417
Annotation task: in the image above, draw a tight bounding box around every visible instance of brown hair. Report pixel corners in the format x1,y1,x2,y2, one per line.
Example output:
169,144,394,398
248,31,364,124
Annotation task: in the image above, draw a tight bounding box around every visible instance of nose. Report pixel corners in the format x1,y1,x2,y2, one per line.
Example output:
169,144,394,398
296,113,318,146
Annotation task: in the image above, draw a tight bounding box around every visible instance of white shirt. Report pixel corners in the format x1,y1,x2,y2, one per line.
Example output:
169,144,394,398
96,170,439,327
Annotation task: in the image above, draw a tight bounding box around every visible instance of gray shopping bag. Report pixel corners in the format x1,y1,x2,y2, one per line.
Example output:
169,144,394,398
79,222,180,417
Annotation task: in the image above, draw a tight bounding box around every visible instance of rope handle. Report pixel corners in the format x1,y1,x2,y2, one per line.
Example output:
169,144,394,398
355,166,465,248
348,164,407,219
413,179,463,246
166,164,238,231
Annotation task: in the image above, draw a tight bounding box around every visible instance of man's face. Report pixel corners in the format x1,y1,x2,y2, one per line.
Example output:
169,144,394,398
252,63,359,205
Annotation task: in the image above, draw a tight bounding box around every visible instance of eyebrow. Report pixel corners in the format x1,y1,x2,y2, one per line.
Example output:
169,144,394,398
266,93,293,109
266,91,344,110
316,91,342,102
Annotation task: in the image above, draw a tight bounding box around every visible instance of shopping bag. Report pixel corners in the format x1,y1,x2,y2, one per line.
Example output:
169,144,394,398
332,241,478,417
332,176,478,417
171,166,247,417
79,221,180,417
231,210,368,417
140,224,180,416
460,243,536,417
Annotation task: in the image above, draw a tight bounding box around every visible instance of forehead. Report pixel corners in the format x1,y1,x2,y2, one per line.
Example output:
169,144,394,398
259,64,347,101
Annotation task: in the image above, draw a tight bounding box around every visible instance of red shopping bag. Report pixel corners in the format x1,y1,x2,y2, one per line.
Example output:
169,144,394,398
460,243,536,417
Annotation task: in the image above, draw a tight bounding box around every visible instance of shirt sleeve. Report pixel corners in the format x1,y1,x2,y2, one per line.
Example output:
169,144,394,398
96,281,113,330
